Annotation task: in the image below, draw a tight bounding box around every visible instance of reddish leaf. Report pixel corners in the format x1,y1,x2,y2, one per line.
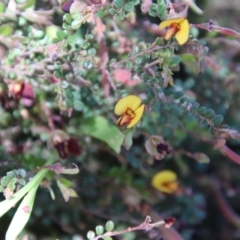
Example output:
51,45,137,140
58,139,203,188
61,0,74,13
45,163,63,175
194,20,240,38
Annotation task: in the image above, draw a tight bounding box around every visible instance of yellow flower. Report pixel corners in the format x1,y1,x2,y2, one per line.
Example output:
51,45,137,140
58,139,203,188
114,95,145,128
159,18,190,45
151,170,179,194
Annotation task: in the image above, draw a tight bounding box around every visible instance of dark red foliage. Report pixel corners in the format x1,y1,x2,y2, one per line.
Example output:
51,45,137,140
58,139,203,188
61,0,74,13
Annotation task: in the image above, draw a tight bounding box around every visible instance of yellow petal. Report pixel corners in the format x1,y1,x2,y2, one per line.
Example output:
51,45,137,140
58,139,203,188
159,18,185,29
114,95,142,115
151,170,178,194
175,19,189,45
127,104,145,128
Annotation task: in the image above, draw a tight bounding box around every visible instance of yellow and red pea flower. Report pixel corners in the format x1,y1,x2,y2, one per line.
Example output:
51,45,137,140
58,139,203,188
159,18,190,45
114,95,145,128
151,170,179,194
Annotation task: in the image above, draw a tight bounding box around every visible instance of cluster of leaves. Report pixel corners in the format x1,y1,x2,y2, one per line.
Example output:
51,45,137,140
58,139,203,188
111,0,140,20
87,220,115,240
0,169,26,197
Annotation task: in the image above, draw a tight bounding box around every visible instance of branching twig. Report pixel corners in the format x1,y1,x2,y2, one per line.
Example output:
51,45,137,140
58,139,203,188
209,180,240,228
220,146,240,166
91,216,175,240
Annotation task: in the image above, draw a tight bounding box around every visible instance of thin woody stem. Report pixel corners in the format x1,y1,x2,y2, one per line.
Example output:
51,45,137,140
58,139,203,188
220,146,240,165
209,180,240,228
91,216,174,240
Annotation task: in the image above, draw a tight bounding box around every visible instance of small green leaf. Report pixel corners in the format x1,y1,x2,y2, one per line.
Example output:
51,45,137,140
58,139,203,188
123,129,134,150
59,177,73,188
87,48,97,56
69,188,78,198
84,60,94,69
85,34,94,40
0,3,5,13
179,97,188,103
157,3,166,17
1,176,11,187
193,153,210,164
221,124,229,129
118,10,125,20
65,88,73,99
72,91,81,100
201,119,208,128
52,38,60,43
173,91,183,99
103,236,112,240
205,109,215,119
126,61,133,69
212,115,224,126
105,220,115,231
192,102,200,109
61,81,69,89
87,231,96,240
96,225,104,235
133,0,140,4
80,116,124,153
7,171,16,178
73,100,84,111
57,180,77,202
179,53,196,61
197,106,206,115
62,22,69,29
0,185,4,193
64,13,72,24
135,57,143,64
66,98,73,107
17,178,26,186
109,8,117,15
8,178,17,191
169,55,181,67
149,4,158,17
124,2,134,12
208,126,215,135
17,169,26,178
19,0,36,9
113,0,124,9
0,24,13,37
56,30,66,40
71,19,83,29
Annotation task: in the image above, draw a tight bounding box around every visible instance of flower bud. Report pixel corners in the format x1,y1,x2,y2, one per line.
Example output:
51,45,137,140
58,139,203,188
145,135,171,160
49,130,81,159
8,81,35,107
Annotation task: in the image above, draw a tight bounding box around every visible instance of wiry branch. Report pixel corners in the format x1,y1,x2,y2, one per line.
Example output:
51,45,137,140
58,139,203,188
92,216,175,240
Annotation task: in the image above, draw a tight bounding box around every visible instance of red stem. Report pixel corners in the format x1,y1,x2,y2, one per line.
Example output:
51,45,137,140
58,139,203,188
221,146,240,166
